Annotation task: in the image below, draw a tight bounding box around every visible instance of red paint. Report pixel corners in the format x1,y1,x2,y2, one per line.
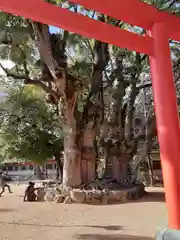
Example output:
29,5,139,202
70,0,180,42
0,0,153,55
0,0,180,230
150,23,180,230
70,0,154,29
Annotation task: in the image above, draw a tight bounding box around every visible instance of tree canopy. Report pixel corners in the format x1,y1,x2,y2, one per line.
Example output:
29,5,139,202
0,85,63,164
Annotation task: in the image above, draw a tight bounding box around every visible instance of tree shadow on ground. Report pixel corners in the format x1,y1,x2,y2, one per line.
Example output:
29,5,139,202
0,208,15,213
108,190,165,205
0,222,123,231
84,225,123,231
85,189,165,206
134,191,165,203
74,234,153,240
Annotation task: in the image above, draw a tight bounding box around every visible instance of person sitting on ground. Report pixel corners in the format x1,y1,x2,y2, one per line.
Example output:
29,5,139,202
24,182,37,202
0,171,12,197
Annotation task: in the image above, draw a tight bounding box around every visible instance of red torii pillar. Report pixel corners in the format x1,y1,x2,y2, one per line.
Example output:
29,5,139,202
150,23,180,230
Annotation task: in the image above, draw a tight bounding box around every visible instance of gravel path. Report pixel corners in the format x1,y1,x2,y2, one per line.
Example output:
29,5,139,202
0,186,167,240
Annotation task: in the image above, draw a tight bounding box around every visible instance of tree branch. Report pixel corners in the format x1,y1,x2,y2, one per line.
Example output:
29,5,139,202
31,22,59,78
161,0,177,10
0,60,59,101
18,45,29,77
137,82,152,91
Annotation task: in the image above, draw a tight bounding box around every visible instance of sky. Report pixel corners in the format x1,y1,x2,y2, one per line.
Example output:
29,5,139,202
0,60,15,75
0,60,15,97
49,26,59,34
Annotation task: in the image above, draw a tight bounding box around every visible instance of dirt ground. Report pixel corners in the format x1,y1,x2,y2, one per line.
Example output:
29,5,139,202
0,185,167,240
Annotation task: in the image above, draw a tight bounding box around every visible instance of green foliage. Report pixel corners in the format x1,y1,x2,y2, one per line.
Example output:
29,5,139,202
142,0,180,15
0,0,179,164
0,12,39,81
0,86,63,164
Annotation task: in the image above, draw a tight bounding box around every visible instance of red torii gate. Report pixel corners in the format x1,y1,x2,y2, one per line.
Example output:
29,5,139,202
1,0,180,232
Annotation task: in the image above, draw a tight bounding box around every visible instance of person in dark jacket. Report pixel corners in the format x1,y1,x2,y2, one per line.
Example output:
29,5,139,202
24,182,37,202
0,172,12,197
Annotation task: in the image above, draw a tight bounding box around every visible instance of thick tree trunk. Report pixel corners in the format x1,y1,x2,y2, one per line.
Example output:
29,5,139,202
105,140,133,182
147,154,154,186
104,144,121,181
111,156,121,181
34,164,44,180
56,166,60,180
62,125,81,188
81,122,96,184
108,155,130,181
55,152,63,181
81,149,96,184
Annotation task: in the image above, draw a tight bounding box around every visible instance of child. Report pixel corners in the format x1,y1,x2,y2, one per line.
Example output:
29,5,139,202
24,182,37,202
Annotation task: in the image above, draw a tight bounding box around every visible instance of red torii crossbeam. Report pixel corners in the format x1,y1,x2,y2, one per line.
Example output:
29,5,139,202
1,0,180,231
0,0,154,55
70,0,180,42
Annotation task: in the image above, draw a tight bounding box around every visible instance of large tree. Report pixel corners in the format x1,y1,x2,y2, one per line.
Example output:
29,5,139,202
0,85,64,179
0,0,179,188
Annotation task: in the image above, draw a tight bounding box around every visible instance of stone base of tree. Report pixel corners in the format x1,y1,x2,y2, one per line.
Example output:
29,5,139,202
36,188,46,202
155,229,180,240
42,182,145,204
